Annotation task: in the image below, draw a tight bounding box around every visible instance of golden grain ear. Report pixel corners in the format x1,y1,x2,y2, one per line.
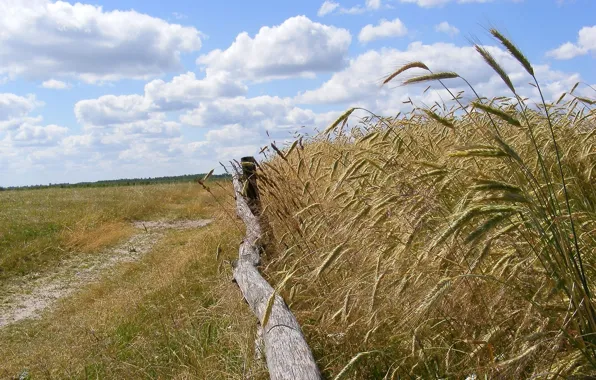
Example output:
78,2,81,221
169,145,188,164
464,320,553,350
422,109,455,129
575,96,596,105
403,72,459,85
472,101,522,127
202,169,214,182
490,29,534,76
285,140,299,158
475,45,516,94
315,243,346,278
270,143,287,161
333,351,382,380
325,108,356,135
383,61,430,85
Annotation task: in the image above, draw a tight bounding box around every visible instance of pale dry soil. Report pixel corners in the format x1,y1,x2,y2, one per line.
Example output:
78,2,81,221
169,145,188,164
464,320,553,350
0,219,212,328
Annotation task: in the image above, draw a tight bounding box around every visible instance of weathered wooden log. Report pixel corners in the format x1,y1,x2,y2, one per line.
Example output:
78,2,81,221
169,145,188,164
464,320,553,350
232,157,321,380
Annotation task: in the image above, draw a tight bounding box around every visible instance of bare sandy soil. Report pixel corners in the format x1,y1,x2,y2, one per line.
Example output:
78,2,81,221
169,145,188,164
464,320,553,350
0,219,212,328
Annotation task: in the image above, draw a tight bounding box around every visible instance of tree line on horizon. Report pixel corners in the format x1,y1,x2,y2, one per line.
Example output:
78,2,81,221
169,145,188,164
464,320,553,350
0,173,231,191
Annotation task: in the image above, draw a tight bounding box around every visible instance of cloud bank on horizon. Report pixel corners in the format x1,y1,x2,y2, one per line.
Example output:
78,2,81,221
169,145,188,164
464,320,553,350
0,0,594,186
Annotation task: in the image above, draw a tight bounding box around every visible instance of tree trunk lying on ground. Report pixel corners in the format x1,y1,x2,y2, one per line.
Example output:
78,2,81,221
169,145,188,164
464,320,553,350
231,156,321,380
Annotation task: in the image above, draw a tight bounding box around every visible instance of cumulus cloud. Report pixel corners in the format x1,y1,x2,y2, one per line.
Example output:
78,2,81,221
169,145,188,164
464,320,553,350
547,25,596,59
174,96,339,165
106,119,181,144
435,21,459,37
0,93,43,126
295,41,583,113
0,0,202,83
41,79,70,90
4,110,193,184
180,96,317,131
399,0,450,6
75,95,153,128
318,0,340,16
399,0,499,7
11,124,68,147
144,71,247,111
171,12,187,20
69,91,332,183
319,0,385,15
205,124,260,145
0,93,68,152
197,16,351,81
74,71,246,126
359,18,408,43
366,0,382,9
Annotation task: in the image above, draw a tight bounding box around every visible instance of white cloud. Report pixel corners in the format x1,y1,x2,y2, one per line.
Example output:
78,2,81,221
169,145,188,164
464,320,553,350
74,71,246,126
180,96,317,131
546,42,587,60
41,79,70,90
144,71,247,111
295,41,583,112
174,96,337,165
197,16,351,81
205,124,260,145
0,93,43,126
11,124,68,147
0,93,68,151
0,99,215,186
547,25,596,60
171,12,187,20
0,0,202,83
399,0,496,7
108,119,181,143
435,21,459,37
318,0,340,16
339,6,367,14
366,0,382,9
320,0,385,15
399,0,451,6
75,95,153,128
67,89,331,183
359,18,408,43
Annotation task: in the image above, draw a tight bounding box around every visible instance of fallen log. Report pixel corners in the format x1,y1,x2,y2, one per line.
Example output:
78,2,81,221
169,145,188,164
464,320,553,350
231,156,321,380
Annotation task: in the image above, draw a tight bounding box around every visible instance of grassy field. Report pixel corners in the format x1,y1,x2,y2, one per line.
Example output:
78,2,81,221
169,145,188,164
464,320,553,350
0,182,267,379
0,183,217,281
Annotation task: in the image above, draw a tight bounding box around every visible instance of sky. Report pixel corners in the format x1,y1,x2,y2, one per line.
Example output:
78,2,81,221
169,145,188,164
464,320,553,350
1,0,595,186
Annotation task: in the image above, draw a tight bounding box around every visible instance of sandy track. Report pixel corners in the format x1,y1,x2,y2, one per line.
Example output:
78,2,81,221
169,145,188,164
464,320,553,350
0,219,212,328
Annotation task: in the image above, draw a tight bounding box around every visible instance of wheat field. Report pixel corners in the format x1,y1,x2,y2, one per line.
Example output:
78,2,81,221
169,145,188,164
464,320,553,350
254,30,596,378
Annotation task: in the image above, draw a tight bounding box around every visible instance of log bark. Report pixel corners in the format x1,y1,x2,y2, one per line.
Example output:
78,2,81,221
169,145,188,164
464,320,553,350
232,157,321,380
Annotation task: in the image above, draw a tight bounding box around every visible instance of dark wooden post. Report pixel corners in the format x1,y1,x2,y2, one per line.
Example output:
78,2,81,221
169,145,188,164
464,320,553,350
231,157,321,380
240,156,260,213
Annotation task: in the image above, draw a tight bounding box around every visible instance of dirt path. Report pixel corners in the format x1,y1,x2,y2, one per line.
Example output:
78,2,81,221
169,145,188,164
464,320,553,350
0,219,212,328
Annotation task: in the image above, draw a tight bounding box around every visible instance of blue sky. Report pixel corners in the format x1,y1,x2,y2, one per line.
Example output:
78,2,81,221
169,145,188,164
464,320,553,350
1,0,594,186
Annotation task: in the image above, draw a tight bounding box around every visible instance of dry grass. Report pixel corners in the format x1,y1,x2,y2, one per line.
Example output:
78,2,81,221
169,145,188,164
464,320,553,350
254,32,596,378
0,183,221,281
0,182,267,379
63,221,135,252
